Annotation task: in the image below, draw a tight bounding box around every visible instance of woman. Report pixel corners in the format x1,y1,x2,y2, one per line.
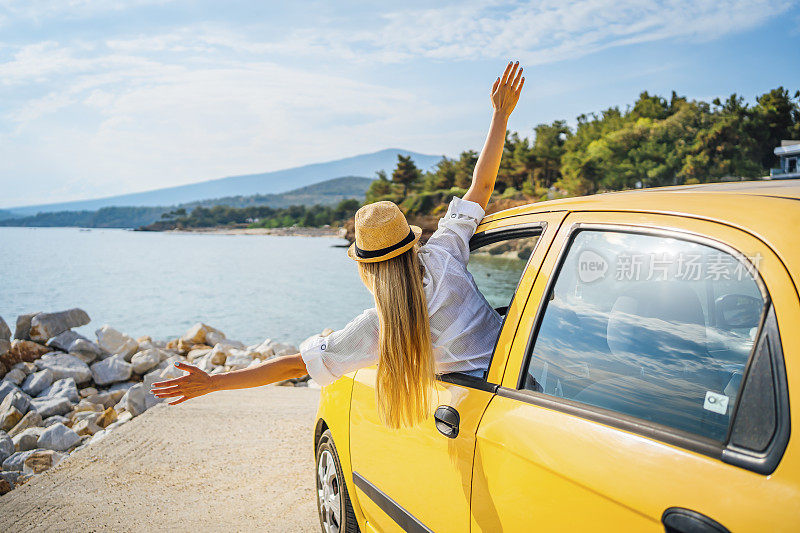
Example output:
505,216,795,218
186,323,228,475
151,61,525,429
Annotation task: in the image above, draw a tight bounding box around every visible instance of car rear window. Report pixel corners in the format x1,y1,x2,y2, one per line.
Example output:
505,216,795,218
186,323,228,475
522,230,765,442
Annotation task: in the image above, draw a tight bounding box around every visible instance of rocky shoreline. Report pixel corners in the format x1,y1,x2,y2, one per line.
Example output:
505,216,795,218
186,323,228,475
0,308,321,496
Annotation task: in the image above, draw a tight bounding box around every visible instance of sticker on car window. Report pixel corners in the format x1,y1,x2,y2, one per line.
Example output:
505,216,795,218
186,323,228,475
703,391,729,415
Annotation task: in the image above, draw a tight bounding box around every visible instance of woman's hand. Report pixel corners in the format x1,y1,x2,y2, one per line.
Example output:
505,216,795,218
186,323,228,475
150,361,216,405
491,60,525,117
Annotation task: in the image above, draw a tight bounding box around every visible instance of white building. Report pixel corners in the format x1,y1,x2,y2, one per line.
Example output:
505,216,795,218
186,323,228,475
771,140,800,179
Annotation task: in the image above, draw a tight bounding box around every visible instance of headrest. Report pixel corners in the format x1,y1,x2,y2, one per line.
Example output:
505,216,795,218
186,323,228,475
606,283,707,365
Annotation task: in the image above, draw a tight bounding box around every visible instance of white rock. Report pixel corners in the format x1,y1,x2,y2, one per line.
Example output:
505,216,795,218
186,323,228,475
107,381,136,394
0,431,14,464
186,347,211,362
28,308,90,342
79,386,98,398
90,355,133,385
159,363,184,381
249,339,275,359
11,362,37,375
195,352,216,373
2,368,27,386
7,410,43,438
204,330,227,346
83,391,118,409
35,353,92,384
225,350,254,370
38,377,80,402
1,390,32,417
95,325,138,360
153,355,181,372
0,381,20,404
181,323,225,345
270,342,299,356
121,383,147,417
217,338,245,350
73,399,104,413
30,397,73,418
21,369,53,397
72,418,102,436
130,349,162,374
70,338,105,362
12,427,44,452
37,423,80,452
71,410,101,425
42,415,69,427
0,316,10,341
210,345,229,365
46,330,87,352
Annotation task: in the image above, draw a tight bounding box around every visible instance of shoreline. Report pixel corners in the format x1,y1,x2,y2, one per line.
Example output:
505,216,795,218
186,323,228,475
162,226,347,237
0,311,322,497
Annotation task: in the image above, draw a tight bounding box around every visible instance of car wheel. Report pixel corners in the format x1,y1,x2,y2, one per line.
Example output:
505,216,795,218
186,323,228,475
316,429,360,533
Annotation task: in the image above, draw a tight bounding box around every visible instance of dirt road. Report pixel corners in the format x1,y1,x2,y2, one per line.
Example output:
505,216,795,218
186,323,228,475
0,386,322,532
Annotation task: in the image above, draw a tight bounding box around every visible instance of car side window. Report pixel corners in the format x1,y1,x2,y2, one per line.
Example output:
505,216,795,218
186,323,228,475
522,229,765,442
467,229,541,316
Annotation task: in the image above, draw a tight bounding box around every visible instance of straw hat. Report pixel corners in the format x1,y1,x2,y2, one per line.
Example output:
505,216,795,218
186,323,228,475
347,201,422,263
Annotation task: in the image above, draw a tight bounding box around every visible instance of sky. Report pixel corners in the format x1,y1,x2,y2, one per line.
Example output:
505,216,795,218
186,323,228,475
1,0,799,208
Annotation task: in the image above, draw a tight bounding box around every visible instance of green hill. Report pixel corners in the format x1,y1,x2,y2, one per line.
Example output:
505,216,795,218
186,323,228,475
0,176,373,228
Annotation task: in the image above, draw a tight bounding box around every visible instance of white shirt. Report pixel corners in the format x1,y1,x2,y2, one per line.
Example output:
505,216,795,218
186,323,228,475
299,196,502,386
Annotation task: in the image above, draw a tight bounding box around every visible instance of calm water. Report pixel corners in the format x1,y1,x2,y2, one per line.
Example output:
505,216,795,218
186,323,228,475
0,227,524,346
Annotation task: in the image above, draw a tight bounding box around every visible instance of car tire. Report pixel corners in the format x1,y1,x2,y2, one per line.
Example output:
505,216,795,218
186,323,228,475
316,429,360,533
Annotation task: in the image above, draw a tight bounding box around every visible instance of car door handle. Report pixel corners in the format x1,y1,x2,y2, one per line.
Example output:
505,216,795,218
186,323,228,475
662,507,729,533
434,405,460,438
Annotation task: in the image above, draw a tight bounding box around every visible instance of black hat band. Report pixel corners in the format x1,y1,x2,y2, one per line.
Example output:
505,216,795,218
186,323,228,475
354,228,416,259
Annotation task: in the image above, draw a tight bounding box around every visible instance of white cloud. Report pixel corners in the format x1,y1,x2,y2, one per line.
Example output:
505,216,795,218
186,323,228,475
252,0,794,65
0,0,175,22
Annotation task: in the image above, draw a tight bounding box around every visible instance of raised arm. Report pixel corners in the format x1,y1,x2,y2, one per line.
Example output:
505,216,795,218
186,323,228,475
150,354,308,405
463,61,525,210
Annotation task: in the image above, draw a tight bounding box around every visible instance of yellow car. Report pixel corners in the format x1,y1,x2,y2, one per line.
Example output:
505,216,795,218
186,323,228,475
313,179,800,533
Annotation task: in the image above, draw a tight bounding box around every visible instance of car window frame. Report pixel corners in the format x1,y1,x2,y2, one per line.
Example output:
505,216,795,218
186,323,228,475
469,222,546,381
435,221,547,390
498,221,789,474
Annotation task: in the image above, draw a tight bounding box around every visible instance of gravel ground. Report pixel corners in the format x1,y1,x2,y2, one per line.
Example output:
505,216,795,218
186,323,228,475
0,386,322,532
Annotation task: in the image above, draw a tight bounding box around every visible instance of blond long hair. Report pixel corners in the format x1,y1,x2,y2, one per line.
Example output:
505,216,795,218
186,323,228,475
358,245,435,429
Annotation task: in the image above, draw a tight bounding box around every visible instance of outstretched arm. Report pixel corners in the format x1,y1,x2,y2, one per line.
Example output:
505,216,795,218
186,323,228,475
150,354,308,405
463,61,525,210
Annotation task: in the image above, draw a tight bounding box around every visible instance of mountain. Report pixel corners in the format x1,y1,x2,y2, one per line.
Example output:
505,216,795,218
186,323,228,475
178,176,374,210
0,209,17,221
0,176,375,228
5,148,443,217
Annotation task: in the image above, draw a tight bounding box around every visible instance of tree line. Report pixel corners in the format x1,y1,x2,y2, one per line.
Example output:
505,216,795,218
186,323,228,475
142,200,361,230
368,87,800,213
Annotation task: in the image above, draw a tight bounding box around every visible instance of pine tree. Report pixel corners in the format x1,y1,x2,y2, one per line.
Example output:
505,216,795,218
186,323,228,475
392,155,422,198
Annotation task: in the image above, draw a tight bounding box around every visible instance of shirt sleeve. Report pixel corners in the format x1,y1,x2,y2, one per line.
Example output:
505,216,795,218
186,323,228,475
299,307,380,386
423,196,486,265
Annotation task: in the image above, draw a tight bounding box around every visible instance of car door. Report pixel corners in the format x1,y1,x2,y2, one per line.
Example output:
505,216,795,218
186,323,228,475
348,210,567,533
471,211,798,532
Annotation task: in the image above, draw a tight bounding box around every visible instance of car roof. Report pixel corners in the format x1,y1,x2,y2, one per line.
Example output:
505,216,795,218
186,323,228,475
480,179,800,288
645,179,800,198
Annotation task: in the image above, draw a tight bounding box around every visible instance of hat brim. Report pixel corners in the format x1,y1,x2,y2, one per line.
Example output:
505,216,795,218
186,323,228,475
347,225,422,263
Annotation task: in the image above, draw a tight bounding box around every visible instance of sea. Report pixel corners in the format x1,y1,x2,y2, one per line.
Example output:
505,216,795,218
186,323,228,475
0,227,523,346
